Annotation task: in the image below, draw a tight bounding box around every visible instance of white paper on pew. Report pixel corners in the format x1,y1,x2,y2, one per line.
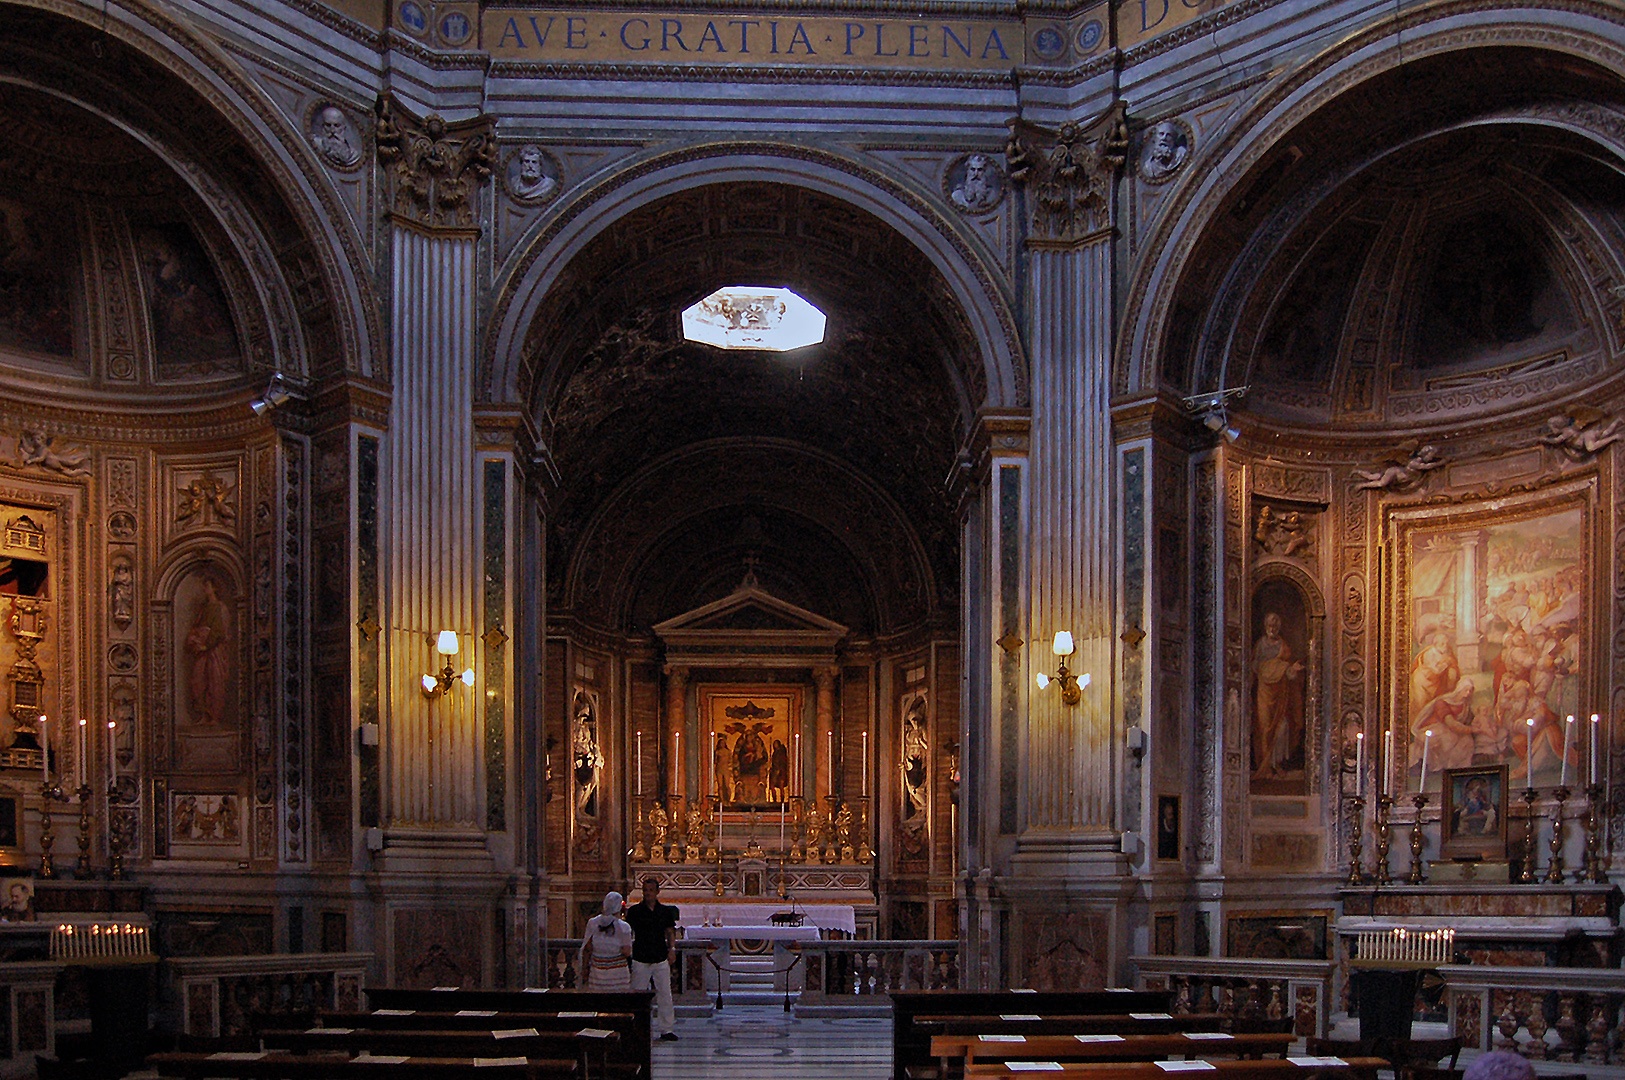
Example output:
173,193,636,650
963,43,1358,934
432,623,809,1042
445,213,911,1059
999,1014,1042,1021
432,985,461,991
576,1028,615,1039
309,1027,353,1034
1183,1033,1234,1040
373,1009,415,1016
1106,987,1134,992
475,1057,529,1067
979,1035,1027,1043
457,1009,499,1016
357,1055,409,1064
209,1052,267,1060
1155,1062,1217,1072
1074,1035,1125,1043
492,1028,540,1039
1130,1012,1174,1019
1011,988,1038,993
556,1011,599,1018
1004,1063,1063,1072
1289,1057,1347,1067
522,987,549,992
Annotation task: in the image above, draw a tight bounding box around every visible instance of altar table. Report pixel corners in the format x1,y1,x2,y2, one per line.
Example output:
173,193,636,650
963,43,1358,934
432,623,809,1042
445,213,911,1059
679,902,856,935
679,924,822,944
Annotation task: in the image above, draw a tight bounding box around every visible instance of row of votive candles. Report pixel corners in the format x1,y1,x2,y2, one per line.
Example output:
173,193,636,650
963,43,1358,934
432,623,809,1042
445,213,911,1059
1355,927,1455,964
51,922,151,960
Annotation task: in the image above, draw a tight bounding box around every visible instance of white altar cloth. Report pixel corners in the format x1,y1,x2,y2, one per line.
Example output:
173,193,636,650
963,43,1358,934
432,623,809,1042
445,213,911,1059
680,903,856,935
679,924,822,943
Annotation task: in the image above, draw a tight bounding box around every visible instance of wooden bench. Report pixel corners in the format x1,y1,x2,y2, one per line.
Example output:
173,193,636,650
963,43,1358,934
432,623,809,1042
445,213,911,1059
931,1031,1297,1074
315,1009,636,1035
362,988,651,1080
890,990,1175,1080
959,1058,1387,1079
147,1051,578,1080
259,1028,618,1080
918,1014,1231,1039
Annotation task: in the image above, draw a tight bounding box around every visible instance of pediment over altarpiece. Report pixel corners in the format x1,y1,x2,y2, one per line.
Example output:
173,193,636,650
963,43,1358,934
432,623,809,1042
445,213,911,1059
652,579,848,667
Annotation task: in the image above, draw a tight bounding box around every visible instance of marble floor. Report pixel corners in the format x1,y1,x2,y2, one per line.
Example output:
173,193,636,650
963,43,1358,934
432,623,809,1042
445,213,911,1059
650,1004,892,1080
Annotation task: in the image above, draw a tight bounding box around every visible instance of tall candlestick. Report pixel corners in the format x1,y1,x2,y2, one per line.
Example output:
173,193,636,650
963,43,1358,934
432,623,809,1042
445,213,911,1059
636,731,643,795
1382,730,1393,792
1561,716,1574,788
861,731,868,795
1526,717,1536,787
1356,732,1366,798
1419,730,1431,791
38,716,48,784
1590,714,1600,787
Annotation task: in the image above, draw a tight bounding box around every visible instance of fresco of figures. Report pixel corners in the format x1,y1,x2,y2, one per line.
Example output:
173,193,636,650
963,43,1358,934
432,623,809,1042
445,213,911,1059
1405,504,1583,792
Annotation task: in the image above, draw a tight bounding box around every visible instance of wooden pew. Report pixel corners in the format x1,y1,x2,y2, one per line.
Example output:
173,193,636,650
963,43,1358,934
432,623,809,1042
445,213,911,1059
147,1051,577,1080
919,1014,1230,1039
361,988,651,1080
890,990,1174,1080
316,1009,636,1036
259,1028,617,1080
932,1031,1297,1074
959,1058,1387,1079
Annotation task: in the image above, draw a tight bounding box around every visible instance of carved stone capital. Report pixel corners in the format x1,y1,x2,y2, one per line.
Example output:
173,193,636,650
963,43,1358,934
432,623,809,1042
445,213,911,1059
1006,101,1128,245
374,94,494,230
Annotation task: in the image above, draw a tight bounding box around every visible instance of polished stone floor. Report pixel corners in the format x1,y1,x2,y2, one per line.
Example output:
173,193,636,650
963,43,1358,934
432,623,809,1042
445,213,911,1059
650,1004,892,1080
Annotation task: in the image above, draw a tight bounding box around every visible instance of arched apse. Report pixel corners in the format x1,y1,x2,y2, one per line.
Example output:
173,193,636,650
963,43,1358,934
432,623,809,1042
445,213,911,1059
1117,4,1625,429
484,144,1026,421
0,1,378,389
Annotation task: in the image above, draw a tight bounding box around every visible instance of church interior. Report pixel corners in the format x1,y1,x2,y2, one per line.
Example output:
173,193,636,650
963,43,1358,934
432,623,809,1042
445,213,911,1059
2,0,1625,1073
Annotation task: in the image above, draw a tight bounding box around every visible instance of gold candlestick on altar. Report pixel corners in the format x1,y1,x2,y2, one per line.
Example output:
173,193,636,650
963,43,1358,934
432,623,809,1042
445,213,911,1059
856,797,873,863
789,796,805,862
38,781,61,879
823,795,841,863
1407,793,1429,884
1583,783,1606,883
1545,786,1570,884
1374,794,1394,886
1347,796,1366,886
75,784,93,879
631,795,647,862
1518,787,1539,884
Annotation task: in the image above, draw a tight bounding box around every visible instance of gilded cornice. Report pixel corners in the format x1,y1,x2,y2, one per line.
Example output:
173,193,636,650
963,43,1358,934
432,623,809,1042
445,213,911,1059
1110,391,1207,451
308,376,392,434
485,59,1016,88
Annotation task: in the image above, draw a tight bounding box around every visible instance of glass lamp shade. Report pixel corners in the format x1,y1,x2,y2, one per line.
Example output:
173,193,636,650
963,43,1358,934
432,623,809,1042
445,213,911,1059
1051,630,1075,657
1035,672,1050,690
421,674,438,694
436,630,459,656
460,668,475,686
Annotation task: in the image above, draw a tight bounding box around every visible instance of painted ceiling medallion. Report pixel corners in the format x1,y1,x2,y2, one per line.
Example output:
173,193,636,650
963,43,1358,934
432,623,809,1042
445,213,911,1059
681,286,826,352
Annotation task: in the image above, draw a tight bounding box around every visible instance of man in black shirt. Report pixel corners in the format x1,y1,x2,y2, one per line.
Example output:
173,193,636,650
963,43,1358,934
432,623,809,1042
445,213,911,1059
625,875,680,1040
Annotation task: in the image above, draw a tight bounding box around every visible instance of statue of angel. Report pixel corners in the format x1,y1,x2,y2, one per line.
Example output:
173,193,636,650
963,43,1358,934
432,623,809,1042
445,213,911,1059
1539,407,1622,460
1353,441,1444,491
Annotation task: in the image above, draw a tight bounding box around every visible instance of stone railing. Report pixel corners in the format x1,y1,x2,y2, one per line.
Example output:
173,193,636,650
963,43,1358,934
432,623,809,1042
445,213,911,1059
0,960,62,1063
797,939,959,1009
538,938,708,1001
1131,955,1337,1038
164,951,371,1037
1439,964,1625,1065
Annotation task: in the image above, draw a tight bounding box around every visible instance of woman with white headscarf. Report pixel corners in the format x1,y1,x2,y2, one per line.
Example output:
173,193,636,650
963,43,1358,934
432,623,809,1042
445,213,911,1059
577,891,632,990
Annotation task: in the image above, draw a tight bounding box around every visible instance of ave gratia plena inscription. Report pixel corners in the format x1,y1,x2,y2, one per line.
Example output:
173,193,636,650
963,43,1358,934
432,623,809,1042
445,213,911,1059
485,10,1025,69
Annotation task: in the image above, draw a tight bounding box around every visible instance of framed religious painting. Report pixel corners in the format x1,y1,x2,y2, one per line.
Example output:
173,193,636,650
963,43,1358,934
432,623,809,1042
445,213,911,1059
696,684,803,815
1440,764,1509,861
1387,478,1595,798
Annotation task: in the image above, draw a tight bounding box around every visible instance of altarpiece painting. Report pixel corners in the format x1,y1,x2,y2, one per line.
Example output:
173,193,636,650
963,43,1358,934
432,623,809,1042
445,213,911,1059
698,685,800,815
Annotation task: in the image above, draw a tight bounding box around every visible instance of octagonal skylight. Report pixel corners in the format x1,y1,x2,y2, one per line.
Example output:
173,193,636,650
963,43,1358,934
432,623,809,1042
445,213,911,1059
681,286,826,352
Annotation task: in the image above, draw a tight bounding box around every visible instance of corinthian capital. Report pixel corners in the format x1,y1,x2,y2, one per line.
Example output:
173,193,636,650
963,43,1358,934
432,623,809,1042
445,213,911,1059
1006,101,1128,244
374,94,494,230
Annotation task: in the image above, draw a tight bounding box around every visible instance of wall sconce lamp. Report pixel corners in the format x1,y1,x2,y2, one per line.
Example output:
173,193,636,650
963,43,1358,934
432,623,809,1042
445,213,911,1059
421,630,474,697
1034,631,1089,706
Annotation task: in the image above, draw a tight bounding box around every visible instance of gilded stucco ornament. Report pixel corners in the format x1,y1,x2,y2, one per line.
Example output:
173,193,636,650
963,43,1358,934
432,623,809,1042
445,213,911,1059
1005,102,1128,242
374,94,494,229
1538,407,1622,461
1352,441,1446,491
14,430,90,477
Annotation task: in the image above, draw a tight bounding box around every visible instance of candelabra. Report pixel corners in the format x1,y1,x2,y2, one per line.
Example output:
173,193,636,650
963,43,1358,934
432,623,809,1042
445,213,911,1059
1375,794,1394,886
1347,795,1365,886
789,796,804,862
1545,786,1570,884
631,795,647,862
107,782,125,881
38,780,62,879
1583,783,1606,883
1407,793,1429,884
671,795,690,863
75,783,93,879
824,795,840,864
1518,787,1538,884
712,795,725,896
856,797,873,863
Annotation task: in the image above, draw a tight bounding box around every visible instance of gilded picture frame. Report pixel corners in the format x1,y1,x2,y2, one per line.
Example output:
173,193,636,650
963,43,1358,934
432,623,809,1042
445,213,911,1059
1440,764,1509,861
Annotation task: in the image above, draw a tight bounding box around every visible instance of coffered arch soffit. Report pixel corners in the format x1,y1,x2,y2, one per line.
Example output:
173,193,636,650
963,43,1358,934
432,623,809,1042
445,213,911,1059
1118,6,1625,437
558,438,936,639
483,144,1027,421
0,1,378,393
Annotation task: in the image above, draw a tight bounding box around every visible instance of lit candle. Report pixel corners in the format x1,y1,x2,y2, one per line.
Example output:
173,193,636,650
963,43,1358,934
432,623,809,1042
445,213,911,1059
38,716,48,785
78,719,87,792
636,731,643,796
1356,732,1366,798
1527,717,1536,788
1561,716,1574,788
1591,714,1600,787
862,731,869,796
1382,730,1393,793
794,733,802,796
1418,730,1431,791
827,728,834,791
673,729,681,791
106,721,116,788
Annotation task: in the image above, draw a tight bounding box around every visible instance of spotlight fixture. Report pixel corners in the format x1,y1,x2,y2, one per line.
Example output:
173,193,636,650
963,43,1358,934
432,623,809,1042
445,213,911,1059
1181,386,1247,443
249,373,296,417
421,630,475,697
1034,631,1090,706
